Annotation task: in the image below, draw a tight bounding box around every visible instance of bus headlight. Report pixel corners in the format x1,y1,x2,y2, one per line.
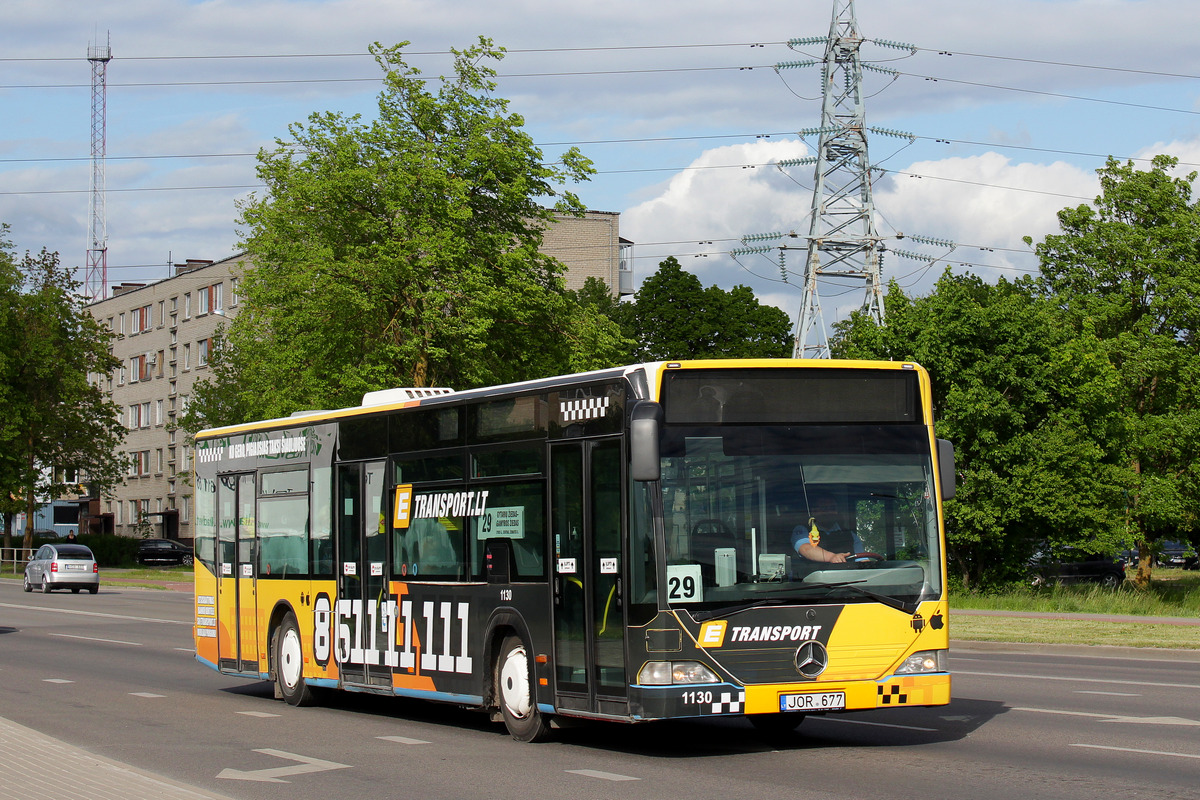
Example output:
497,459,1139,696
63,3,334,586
894,650,946,674
637,661,721,685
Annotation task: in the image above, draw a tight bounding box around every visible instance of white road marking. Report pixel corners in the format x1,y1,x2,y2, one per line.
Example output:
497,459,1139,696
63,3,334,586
130,692,165,698
43,678,73,684
1013,707,1200,726
50,633,142,646
0,601,189,625
1072,743,1200,760
236,711,280,718
566,769,640,781
1074,690,1141,697
217,749,350,783
377,735,431,745
956,670,1200,691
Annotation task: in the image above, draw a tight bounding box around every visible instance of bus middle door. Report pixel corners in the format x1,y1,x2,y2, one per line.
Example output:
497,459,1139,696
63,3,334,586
336,460,390,688
550,439,627,716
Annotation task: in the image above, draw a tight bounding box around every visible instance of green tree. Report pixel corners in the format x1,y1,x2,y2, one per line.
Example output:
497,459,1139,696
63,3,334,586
1030,154,1200,585
622,257,792,360
834,272,1124,589
186,38,624,428
0,241,126,550
0,223,23,546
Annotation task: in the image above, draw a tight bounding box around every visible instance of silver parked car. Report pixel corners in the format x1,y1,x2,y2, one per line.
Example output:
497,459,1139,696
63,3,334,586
24,544,100,594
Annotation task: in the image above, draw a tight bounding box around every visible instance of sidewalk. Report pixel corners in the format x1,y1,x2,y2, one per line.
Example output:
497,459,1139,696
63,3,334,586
0,716,234,800
953,608,1200,626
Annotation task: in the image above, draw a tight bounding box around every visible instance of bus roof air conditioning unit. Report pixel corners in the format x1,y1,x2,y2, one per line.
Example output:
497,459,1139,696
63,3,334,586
361,387,455,406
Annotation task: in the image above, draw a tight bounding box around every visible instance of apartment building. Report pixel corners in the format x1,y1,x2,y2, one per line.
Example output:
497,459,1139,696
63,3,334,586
88,213,632,542
87,253,249,541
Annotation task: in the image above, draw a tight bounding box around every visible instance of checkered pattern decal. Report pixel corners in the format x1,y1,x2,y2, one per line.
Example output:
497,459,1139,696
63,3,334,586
877,676,937,707
712,690,746,714
560,397,610,422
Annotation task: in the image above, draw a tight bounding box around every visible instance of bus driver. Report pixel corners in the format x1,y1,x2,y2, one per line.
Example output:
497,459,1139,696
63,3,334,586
791,493,863,564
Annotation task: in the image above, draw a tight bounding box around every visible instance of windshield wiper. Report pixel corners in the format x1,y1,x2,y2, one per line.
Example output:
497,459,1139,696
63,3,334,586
691,595,794,622
796,579,921,615
689,579,924,622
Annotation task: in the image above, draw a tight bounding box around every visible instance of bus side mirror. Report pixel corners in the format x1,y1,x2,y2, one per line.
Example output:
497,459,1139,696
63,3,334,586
630,401,663,482
937,438,956,501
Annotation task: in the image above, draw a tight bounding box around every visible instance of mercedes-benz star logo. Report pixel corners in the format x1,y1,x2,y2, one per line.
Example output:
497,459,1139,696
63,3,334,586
793,640,828,679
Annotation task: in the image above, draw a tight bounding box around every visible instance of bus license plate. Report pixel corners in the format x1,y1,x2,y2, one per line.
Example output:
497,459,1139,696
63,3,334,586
780,692,846,711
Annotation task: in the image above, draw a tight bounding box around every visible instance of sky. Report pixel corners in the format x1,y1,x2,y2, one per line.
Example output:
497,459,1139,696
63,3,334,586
4,0,1200,336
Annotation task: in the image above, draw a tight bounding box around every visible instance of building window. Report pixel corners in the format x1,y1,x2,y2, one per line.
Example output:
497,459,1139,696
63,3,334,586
183,343,191,370
183,293,192,319
132,305,152,334
157,300,165,327
156,399,164,426
131,354,150,382
230,277,239,306
198,337,211,367
198,283,223,316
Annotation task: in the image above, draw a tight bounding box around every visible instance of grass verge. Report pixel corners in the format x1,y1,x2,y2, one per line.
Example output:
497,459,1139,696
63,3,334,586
951,569,1199,649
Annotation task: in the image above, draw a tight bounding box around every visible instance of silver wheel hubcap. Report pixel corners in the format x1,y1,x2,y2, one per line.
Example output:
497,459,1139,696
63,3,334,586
499,646,532,719
279,628,303,690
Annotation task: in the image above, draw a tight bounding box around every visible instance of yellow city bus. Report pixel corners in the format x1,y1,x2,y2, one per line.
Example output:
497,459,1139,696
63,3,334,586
193,359,955,741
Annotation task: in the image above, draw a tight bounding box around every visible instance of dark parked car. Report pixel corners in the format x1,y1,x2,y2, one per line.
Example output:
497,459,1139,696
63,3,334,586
137,538,194,567
24,544,99,594
1159,541,1199,570
1029,548,1127,589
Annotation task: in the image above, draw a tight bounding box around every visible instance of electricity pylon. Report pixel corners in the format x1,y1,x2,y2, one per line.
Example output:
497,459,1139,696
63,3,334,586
792,0,885,358
734,1,931,357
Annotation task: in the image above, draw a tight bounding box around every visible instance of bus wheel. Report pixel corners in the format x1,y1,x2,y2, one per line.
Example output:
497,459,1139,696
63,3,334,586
274,613,315,707
496,635,551,742
748,713,805,738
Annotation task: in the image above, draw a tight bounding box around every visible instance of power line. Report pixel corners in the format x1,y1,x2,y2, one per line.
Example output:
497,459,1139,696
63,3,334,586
4,39,1196,83
0,42,784,63
3,131,1197,176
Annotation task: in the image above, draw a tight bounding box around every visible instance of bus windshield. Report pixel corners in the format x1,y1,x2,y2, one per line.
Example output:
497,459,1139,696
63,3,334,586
657,423,941,613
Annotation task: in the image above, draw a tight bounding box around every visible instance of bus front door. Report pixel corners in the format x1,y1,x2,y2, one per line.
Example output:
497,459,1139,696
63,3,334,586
550,439,627,716
336,460,389,687
216,473,258,673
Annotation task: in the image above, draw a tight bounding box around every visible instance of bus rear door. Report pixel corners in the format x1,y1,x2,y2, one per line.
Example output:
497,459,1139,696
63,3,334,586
216,472,259,673
550,439,627,717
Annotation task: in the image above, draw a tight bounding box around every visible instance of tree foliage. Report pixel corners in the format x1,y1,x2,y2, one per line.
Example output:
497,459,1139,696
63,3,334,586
617,256,792,361
0,232,126,549
1030,155,1200,584
186,38,626,428
834,273,1124,589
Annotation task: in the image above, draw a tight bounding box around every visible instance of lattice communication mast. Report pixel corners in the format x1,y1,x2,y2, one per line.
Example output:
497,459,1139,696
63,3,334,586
85,35,112,303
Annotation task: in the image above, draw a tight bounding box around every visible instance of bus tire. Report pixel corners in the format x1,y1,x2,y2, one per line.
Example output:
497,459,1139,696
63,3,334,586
273,612,315,707
495,635,551,742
